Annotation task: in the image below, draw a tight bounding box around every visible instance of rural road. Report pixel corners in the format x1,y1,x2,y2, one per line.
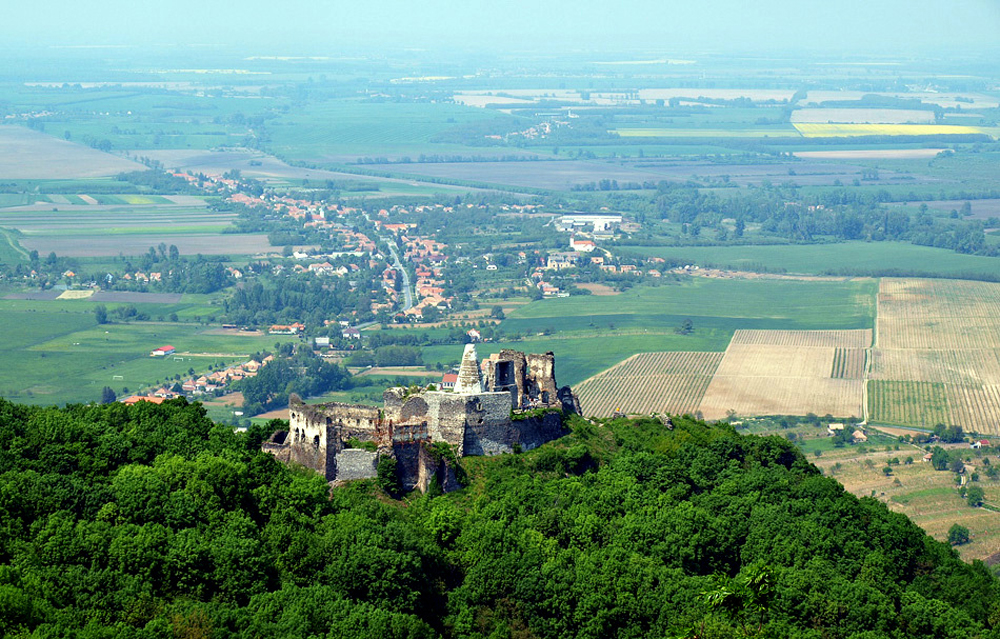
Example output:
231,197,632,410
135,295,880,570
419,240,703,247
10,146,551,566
383,238,414,311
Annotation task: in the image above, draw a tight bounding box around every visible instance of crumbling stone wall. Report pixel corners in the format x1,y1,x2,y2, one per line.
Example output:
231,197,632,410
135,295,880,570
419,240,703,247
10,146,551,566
280,395,384,481
334,449,378,481
264,349,579,493
482,349,569,410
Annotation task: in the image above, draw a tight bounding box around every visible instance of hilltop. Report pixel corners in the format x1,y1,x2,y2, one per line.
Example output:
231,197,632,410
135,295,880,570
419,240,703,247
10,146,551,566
0,397,998,638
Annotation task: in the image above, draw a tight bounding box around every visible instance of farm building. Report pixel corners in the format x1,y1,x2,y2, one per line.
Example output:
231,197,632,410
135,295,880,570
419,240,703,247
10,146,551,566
121,395,167,405
269,323,305,335
150,345,175,357
342,327,361,340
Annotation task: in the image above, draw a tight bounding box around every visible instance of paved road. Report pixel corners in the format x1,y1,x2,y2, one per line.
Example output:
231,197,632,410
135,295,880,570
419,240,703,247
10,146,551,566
382,238,414,311
361,211,414,313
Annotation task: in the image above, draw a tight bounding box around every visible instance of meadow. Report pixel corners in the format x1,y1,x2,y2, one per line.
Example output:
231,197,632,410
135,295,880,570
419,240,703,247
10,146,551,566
507,278,876,331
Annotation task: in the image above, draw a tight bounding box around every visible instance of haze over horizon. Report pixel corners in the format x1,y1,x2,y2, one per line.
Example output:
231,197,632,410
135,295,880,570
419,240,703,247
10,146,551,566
10,0,1000,57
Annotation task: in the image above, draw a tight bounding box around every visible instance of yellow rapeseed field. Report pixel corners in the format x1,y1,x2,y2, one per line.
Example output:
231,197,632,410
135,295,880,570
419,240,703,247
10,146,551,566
793,123,988,137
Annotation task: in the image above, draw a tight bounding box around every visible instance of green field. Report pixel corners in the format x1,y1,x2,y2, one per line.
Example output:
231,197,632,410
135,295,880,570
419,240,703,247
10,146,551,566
266,100,505,160
0,299,299,405
508,278,875,330
421,279,876,386
615,126,801,138
620,242,1000,278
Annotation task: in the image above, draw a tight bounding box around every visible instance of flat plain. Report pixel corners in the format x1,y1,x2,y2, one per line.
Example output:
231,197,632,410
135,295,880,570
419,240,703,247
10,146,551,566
574,351,723,417
870,278,1000,432
698,330,868,420
0,126,143,178
621,242,1000,279
0,298,299,405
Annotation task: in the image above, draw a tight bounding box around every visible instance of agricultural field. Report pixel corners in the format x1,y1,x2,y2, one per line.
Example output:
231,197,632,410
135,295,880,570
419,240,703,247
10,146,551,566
729,328,871,348
0,298,300,405
698,330,868,420
802,90,1000,110
897,199,1000,220
793,123,991,137
379,157,920,190
620,242,1000,279
479,278,876,388
870,278,1000,432
614,126,801,139
801,434,1000,562
574,351,723,417
134,148,470,195
793,149,947,160
790,108,937,124
265,100,503,161
19,233,272,258
0,126,143,178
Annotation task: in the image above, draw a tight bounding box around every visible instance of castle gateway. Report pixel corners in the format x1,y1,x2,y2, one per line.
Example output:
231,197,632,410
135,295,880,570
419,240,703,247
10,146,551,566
263,345,581,492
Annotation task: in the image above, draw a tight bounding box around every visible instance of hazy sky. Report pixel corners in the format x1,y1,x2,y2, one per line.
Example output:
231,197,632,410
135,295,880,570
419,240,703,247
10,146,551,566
11,0,1000,55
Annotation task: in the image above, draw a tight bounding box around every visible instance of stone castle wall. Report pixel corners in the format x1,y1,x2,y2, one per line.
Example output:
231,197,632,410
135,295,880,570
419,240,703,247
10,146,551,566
265,348,580,492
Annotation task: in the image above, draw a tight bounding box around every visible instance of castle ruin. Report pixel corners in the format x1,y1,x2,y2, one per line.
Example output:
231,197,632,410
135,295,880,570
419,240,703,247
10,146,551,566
263,345,580,492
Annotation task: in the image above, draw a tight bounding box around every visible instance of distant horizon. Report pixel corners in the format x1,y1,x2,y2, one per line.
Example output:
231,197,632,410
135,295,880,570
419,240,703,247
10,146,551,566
9,0,1000,58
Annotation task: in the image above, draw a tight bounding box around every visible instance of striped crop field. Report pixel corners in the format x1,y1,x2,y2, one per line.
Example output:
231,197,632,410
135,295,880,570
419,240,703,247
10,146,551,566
793,123,990,138
831,348,866,380
575,351,724,418
868,381,951,428
731,329,871,349
871,278,1000,433
698,339,864,420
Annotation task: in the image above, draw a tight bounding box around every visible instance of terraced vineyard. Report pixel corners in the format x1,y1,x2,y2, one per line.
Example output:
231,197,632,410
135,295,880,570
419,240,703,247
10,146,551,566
575,351,724,418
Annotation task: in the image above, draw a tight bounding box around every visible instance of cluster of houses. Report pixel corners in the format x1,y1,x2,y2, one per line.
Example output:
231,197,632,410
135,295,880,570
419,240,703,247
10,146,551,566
826,423,868,443
406,263,452,319
122,355,276,405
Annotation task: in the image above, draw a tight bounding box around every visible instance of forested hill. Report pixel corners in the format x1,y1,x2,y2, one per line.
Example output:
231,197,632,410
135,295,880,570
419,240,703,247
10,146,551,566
1,399,998,638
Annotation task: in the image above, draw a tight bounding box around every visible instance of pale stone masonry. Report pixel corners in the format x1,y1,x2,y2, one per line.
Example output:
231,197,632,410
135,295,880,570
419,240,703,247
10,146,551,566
263,347,580,492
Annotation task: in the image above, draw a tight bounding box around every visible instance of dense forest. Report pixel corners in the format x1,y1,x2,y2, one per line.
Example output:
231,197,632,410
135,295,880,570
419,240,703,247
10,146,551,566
1,398,998,638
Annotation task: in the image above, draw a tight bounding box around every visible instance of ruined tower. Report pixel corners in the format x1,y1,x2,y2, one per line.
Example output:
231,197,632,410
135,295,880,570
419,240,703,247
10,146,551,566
453,343,483,394
263,348,581,493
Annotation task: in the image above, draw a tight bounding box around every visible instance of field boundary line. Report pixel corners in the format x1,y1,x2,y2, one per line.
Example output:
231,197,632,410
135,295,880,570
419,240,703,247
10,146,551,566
0,227,29,260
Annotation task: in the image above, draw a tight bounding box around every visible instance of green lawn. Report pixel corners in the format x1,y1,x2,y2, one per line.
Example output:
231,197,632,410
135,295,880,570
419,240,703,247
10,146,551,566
620,242,1000,279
